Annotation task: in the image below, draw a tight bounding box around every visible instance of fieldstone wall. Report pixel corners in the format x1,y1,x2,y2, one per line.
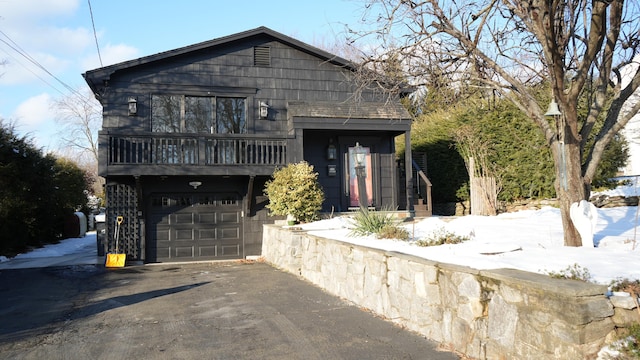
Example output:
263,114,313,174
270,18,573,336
262,225,639,360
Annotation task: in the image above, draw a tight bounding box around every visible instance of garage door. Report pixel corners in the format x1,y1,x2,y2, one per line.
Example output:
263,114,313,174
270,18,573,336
149,193,243,262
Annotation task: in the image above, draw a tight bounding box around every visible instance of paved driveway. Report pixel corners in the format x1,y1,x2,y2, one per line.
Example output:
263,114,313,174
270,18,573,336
0,261,458,360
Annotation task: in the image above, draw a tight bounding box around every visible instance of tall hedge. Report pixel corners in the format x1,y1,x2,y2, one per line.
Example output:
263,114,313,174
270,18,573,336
406,98,626,207
0,122,90,256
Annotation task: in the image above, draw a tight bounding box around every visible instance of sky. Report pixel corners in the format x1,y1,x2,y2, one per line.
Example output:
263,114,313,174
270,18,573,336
0,0,366,151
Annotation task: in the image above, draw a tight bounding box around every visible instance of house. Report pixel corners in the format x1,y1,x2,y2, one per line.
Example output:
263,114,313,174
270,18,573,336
83,26,424,264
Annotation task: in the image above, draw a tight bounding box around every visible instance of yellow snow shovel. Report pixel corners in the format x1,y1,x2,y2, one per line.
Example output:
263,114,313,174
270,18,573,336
105,215,126,268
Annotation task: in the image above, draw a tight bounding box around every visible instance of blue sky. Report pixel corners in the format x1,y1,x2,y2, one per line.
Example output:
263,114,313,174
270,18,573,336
0,0,367,151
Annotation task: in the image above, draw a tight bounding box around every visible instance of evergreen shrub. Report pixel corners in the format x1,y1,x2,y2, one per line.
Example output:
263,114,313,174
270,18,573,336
264,161,324,223
0,121,90,256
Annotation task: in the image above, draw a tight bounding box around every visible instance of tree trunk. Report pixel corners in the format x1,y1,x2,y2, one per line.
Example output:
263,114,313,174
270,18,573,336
553,132,585,247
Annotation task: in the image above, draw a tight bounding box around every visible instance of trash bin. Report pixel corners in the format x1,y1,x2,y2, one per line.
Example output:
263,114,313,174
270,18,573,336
95,213,106,256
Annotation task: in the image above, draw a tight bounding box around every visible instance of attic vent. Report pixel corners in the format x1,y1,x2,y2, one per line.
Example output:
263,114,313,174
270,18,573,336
254,46,271,66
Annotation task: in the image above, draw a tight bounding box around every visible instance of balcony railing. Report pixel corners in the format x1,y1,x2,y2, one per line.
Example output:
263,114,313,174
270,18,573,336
105,133,288,166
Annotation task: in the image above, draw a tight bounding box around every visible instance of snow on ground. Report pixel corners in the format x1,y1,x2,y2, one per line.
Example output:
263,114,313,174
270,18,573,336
300,205,639,285
300,182,640,286
0,233,96,264
1,182,639,285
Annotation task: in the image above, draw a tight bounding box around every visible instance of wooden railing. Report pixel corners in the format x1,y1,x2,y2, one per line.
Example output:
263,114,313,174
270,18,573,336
412,159,433,216
105,133,287,166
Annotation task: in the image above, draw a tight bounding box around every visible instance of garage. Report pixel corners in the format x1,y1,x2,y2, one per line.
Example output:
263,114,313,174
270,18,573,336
148,193,243,262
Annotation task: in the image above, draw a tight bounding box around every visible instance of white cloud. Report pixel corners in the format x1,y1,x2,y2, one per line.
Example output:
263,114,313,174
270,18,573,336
0,0,93,86
81,43,139,71
13,93,53,128
0,50,71,86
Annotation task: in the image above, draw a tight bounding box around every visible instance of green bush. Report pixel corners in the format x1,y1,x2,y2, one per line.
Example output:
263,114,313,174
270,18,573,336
264,161,324,223
414,226,470,247
406,92,627,207
0,121,90,256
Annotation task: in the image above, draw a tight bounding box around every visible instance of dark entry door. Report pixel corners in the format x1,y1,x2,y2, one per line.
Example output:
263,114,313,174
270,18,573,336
149,193,243,262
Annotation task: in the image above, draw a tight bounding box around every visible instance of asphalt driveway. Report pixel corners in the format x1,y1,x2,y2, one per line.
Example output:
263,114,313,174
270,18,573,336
0,261,458,360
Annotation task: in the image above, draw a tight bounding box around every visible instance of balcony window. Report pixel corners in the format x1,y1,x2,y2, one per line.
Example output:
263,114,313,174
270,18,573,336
216,97,246,134
151,95,181,132
185,96,215,133
152,95,246,134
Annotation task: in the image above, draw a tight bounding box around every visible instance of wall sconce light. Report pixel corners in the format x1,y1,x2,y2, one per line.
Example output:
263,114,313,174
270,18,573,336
327,138,337,160
128,97,138,116
259,101,269,119
188,181,202,189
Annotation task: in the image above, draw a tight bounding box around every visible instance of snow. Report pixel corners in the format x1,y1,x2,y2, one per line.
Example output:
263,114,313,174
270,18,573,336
1,184,639,285
298,183,640,286
0,232,99,268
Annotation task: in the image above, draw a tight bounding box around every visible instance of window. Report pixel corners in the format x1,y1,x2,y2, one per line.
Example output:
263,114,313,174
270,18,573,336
216,97,245,134
152,95,246,134
185,96,214,133
151,95,181,132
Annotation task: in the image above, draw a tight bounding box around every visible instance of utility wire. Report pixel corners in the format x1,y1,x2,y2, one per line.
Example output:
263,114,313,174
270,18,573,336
0,30,99,109
87,0,103,67
0,45,67,97
0,30,81,95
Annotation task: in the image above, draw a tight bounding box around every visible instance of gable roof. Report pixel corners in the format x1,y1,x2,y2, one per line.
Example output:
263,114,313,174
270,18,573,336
83,26,355,93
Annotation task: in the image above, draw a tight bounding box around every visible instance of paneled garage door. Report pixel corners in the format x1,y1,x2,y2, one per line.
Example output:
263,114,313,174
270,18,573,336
149,193,243,262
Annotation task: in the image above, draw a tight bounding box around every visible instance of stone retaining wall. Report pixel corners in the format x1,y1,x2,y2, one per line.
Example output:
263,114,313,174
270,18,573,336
262,225,639,360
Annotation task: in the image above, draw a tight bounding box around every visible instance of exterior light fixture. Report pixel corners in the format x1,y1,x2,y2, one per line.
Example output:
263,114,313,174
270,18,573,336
259,101,269,119
189,181,202,189
327,138,337,160
354,142,367,168
128,97,138,116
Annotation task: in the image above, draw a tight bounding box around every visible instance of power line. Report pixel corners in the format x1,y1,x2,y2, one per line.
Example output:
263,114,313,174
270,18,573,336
0,45,67,97
0,30,79,95
0,30,99,109
87,0,103,67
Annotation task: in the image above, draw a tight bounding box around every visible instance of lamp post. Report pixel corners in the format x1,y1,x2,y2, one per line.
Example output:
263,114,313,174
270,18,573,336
354,142,368,213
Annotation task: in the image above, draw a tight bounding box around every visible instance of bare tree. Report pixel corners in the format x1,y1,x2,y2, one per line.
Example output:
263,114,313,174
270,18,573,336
53,87,102,164
348,0,640,246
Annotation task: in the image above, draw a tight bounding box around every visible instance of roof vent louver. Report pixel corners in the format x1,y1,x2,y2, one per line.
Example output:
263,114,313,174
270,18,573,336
254,46,271,67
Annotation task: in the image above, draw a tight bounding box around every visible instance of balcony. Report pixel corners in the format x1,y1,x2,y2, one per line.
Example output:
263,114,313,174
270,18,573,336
100,132,288,176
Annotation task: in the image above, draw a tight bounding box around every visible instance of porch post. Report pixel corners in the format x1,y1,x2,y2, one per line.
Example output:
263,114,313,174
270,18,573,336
404,130,414,217
289,128,304,163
